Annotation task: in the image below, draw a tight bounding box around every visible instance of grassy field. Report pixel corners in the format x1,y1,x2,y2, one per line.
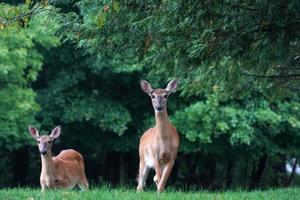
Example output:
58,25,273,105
0,187,299,200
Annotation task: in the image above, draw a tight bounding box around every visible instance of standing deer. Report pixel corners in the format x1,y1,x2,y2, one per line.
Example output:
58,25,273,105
28,126,89,191
137,80,180,192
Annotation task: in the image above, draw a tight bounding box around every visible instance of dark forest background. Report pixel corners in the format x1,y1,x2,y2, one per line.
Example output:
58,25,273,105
0,0,300,190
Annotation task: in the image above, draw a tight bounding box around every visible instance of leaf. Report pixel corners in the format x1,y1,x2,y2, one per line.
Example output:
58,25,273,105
0,21,4,30
113,1,120,13
95,12,106,28
25,0,32,6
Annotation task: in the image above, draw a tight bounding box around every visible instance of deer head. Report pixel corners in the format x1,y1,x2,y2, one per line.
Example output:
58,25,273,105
140,80,178,112
28,126,61,156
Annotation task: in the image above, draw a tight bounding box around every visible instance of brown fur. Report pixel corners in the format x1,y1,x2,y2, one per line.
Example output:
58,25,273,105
29,126,89,191
40,149,89,191
137,80,179,193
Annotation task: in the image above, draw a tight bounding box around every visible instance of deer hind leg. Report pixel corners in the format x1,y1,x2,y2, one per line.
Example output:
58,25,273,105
157,160,174,193
77,160,89,191
56,178,72,189
137,161,150,192
78,174,89,191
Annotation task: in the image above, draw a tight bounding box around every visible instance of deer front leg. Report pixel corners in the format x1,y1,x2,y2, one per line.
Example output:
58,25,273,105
137,161,150,192
154,159,162,186
40,178,46,192
157,160,174,193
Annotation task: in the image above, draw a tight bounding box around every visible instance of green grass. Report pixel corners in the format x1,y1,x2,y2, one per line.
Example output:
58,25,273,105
0,187,299,200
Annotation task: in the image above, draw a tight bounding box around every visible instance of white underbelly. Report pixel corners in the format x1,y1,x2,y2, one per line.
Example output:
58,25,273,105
145,154,154,168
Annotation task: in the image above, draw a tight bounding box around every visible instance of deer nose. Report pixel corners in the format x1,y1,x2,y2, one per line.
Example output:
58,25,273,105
40,151,47,155
155,106,163,111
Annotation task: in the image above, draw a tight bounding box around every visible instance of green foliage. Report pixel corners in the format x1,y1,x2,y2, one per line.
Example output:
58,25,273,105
51,0,300,188
0,3,61,150
174,94,300,155
63,98,131,135
73,0,300,98
35,44,133,137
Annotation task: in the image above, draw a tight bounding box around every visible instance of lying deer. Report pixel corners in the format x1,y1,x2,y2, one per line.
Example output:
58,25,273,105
28,126,89,191
137,80,180,192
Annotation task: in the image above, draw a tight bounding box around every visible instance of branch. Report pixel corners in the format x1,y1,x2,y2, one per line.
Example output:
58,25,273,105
0,2,49,25
276,67,300,70
240,72,300,79
222,1,260,11
222,0,289,12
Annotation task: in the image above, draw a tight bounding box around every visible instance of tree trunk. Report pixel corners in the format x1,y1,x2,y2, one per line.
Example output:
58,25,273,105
187,154,199,187
225,159,234,189
273,154,287,187
13,148,28,186
243,154,249,188
250,154,268,189
119,153,128,185
286,158,298,186
202,157,216,189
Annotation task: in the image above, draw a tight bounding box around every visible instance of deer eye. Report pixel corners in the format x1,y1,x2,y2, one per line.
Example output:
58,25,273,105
163,95,168,99
48,141,52,144
151,95,155,99
37,141,40,144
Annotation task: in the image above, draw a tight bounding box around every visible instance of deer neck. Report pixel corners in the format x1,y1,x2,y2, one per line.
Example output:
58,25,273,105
155,109,170,141
41,152,55,177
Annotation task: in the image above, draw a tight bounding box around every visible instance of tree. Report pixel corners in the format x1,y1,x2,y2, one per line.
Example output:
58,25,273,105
173,94,300,188
0,2,61,186
0,2,60,150
73,0,300,98
48,0,300,188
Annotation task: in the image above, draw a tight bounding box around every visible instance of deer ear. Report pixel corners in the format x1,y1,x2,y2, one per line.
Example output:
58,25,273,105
165,80,178,93
28,126,39,139
49,126,61,139
140,80,153,94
